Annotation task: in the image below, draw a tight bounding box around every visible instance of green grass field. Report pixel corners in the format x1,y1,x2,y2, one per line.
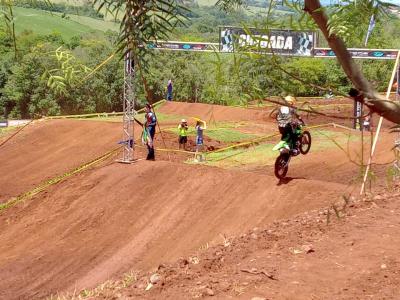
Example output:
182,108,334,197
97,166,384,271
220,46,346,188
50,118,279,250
14,7,99,39
167,125,257,143
204,129,364,169
61,14,118,32
46,0,84,6
13,6,119,40
196,0,218,6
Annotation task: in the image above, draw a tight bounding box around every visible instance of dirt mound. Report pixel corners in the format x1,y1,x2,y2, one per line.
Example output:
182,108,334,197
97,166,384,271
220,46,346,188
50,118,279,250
110,188,400,300
0,119,139,202
0,161,346,299
158,102,269,122
289,130,395,186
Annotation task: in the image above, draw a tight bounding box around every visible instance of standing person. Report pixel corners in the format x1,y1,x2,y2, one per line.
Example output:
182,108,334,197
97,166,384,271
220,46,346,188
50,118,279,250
276,96,302,154
194,119,206,162
166,79,173,101
363,115,372,131
178,119,188,150
144,103,157,160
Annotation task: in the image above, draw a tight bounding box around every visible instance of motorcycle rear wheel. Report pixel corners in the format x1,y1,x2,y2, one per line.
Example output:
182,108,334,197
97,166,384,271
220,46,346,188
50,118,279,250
299,130,312,155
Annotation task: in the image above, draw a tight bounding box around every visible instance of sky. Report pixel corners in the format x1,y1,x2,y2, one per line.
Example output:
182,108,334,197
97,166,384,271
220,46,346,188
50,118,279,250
320,0,400,4
384,0,400,4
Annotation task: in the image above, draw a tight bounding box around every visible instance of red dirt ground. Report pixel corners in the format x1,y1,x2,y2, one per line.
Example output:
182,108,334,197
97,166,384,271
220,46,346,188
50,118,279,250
109,188,400,300
0,160,349,300
0,101,398,299
0,118,226,203
0,119,123,202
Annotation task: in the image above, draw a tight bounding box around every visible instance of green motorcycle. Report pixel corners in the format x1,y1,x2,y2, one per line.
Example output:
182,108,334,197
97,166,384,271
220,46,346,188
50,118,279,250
273,122,312,179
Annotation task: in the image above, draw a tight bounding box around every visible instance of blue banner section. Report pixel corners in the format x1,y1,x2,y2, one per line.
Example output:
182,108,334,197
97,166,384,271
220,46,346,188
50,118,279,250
146,42,218,52
314,48,398,60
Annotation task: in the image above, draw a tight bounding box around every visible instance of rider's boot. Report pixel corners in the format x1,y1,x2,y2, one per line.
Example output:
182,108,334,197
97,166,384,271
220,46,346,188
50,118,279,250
291,149,299,156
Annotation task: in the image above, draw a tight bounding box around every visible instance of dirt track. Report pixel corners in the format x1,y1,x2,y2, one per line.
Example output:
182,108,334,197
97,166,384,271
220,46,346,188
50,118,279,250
119,188,400,300
0,101,397,299
158,101,269,122
0,161,347,299
0,119,122,202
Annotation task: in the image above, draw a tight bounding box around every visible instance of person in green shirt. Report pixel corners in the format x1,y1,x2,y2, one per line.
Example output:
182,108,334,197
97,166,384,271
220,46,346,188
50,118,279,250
178,119,188,150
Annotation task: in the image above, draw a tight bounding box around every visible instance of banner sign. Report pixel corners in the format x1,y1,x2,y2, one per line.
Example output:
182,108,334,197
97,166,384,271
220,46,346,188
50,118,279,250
219,26,314,57
314,48,398,60
146,41,218,52
0,120,7,127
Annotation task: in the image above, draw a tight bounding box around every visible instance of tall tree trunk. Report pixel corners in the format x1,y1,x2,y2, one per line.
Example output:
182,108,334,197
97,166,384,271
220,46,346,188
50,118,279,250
304,0,400,125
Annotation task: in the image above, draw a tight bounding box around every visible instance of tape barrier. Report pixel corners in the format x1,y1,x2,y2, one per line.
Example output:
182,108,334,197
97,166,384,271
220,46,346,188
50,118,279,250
136,144,196,155
0,122,355,212
207,123,343,154
138,123,348,156
0,147,121,212
45,100,166,120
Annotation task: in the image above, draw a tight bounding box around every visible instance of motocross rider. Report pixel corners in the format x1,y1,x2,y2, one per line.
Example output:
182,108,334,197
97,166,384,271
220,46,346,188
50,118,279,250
276,95,303,154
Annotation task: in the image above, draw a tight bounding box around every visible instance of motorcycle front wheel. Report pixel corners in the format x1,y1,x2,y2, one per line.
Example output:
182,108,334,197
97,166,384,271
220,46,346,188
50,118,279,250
274,153,290,179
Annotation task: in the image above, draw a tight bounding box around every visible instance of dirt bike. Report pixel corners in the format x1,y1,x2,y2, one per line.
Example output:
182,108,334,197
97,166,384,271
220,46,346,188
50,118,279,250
273,121,312,179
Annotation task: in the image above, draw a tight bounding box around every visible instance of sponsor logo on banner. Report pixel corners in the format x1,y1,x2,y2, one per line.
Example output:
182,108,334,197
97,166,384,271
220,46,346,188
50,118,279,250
219,26,314,56
0,120,7,127
314,48,398,60
145,42,217,52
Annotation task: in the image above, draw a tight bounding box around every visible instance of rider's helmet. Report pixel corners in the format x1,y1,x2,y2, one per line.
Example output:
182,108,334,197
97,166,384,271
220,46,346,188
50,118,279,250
284,95,296,105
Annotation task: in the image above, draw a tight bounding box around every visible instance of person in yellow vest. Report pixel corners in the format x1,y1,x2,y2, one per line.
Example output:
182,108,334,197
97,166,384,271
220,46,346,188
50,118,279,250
178,119,188,150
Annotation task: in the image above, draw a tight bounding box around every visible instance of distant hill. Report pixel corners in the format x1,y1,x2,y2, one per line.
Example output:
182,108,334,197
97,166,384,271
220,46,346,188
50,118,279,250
13,7,118,40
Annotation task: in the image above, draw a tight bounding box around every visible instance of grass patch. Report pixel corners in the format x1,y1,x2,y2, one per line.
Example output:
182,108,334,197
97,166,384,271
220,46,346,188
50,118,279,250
0,126,18,137
311,129,361,151
166,121,257,143
57,13,119,32
203,128,363,169
13,7,100,39
205,143,276,168
196,0,217,5
206,127,257,142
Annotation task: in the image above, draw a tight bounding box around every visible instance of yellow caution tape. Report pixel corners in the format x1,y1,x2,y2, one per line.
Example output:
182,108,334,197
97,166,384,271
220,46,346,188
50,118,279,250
0,147,121,212
136,144,196,155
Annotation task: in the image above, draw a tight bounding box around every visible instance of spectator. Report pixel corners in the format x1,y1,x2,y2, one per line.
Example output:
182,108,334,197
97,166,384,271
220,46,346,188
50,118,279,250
167,79,173,101
178,119,188,150
363,115,372,131
143,104,157,160
194,119,206,162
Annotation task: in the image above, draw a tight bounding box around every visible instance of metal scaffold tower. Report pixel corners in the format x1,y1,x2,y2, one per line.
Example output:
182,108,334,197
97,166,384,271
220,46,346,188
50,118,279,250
120,51,135,163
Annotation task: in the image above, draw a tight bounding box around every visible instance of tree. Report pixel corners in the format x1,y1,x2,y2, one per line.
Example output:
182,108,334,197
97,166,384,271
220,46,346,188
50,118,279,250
302,0,400,124
209,0,400,124
91,0,400,123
